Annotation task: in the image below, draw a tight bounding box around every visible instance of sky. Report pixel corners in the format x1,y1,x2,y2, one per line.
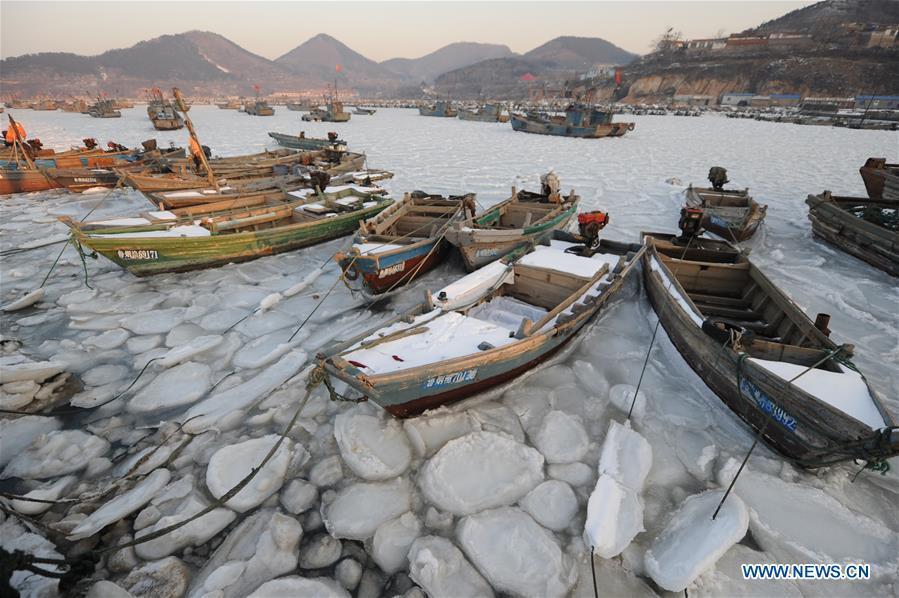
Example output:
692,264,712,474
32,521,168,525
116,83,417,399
1,1,816,62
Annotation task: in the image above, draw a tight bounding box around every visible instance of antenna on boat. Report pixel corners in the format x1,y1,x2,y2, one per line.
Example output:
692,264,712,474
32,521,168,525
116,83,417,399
172,87,218,190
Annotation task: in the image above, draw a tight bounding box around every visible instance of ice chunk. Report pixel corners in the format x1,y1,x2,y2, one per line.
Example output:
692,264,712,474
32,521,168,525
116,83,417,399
408,536,494,598
372,512,422,574
134,495,236,560
232,329,300,369
2,430,109,479
69,468,172,540
334,410,412,480
0,415,61,467
457,507,577,598
7,475,76,515
127,361,212,413
598,420,653,491
82,364,128,387
1,517,64,596
205,435,297,512
2,288,45,312
403,411,480,457
182,351,308,433
534,410,589,463
249,577,349,598
0,358,65,384
299,533,342,568
519,480,578,532
644,490,749,592
419,431,544,515
323,478,411,540
547,462,593,487
336,558,363,591
84,328,130,350
584,476,644,558
309,455,343,487
86,581,133,598
280,479,317,514
157,335,223,367
120,307,187,335
609,384,646,419
283,268,324,297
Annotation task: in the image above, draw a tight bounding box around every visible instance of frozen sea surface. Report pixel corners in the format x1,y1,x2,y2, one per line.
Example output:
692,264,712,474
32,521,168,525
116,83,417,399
1,106,897,597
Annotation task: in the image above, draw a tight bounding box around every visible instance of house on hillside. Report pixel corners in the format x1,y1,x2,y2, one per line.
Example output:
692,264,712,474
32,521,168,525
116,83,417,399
867,27,899,48
724,35,769,52
768,93,802,107
720,92,755,107
801,97,856,114
768,32,814,49
854,95,899,110
684,38,727,52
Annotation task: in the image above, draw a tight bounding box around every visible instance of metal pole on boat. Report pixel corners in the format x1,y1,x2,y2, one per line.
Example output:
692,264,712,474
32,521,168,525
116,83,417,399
172,87,219,191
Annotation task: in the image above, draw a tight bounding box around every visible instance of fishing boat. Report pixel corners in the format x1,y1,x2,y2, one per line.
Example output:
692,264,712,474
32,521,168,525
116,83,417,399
457,103,504,122
444,173,580,271
286,100,316,112
87,98,122,118
245,100,275,116
61,186,393,276
268,131,346,151
318,232,644,417
302,99,351,122
510,105,634,138
352,107,376,115
216,99,243,110
642,232,899,467
859,157,899,201
147,88,184,130
46,147,185,193
419,101,457,117
335,191,475,295
806,191,898,277
684,186,767,242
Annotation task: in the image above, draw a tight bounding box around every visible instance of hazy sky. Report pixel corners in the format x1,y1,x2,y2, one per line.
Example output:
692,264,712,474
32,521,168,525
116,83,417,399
2,1,814,61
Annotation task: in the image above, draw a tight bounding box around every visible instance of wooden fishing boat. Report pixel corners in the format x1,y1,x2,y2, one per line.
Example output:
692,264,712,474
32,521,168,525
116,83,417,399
419,101,457,117
216,99,243,110
642,232,899,467
245,100,275,116
87,99,121,118
147,89,184,130
335,191,474,295
859,157,899,201
444,175,580,271
806,191,898,277
0,169,62,195
510,105,634,138
302,101,351,122
457,104,503,122
61,187,393,276
268,131,346,151
45,147,185,193
684,185,767,241
352,107,376,115
319,233,644,417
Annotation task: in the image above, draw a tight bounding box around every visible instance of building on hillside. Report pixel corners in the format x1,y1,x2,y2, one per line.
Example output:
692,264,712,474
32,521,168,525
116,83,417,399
577,65,616,81
768,93,802,107
854,95,899,110
724,35,769,52
750,95,772,108
767,32,814,49
720,92,755,107
867,27,899,48
684,38,727,52
801,97,856,113
673,94,714,107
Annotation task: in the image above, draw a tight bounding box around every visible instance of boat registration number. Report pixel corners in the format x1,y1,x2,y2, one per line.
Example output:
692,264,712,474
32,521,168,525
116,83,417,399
739,378,798,432
378,262,405,278
424,368,478,389
73,177,98,183
117,249,159,261
475,248,498,258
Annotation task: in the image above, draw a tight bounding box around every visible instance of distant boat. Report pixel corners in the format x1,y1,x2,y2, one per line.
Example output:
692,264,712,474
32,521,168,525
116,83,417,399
245,99,275,116
510,104,634,138
302,99,350,122
457,103,504,122
352,107,376,115
287,100,316,112
146,88,184,130
216,99,242,110
419,101,457,117
87,98,121,118
268,131,346,151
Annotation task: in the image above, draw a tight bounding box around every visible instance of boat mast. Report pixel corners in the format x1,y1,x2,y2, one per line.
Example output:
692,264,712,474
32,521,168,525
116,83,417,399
172,87,218,190
7,114,36,170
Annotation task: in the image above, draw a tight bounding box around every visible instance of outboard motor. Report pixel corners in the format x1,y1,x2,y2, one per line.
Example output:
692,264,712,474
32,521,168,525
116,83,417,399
141,139,158,152
27,138,43,151
577,211,610,249
107,141,128,152
677,206,704,243
327,131,338,142
707,166,729,191
83,138,98,150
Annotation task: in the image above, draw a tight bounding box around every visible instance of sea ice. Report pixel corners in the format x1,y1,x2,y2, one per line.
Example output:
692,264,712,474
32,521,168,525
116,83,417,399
519,480,579,532
68,468,172,540
279,479,318,514
232,329,299,369
547,462,594,488
584,476,644,559
120,307,187,335
457,507,578,598
323,478,411,540
127,361,212,413
608,384,647,419
372,512,422,574
205,435,297,512
0,358,65,384
534,410,590,463
0,415,61,467
7,475,76,515
597,420,653,491
157,334,223,367
134,495,237,560
2,429,109,479
644,489,749,592
334,409,412,480
402,411,480,457
248,577,350,598
419,431,544,515
83,328,130,350
407,536,494,598
309,455,343,487
299,533,343,568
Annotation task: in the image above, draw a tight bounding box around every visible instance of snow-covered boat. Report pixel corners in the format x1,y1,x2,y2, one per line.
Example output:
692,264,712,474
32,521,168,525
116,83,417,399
61,186,392,276
335,190,474,294
444,176,580,271
319,233,644,416
642,232,899,467
684,185,767,241
806,191,898,277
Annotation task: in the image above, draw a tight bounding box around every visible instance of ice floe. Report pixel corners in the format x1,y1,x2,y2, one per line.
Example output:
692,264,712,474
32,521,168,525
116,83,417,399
408,536,494,598
205,435,298,512
334,409,412,480
323,478,411,540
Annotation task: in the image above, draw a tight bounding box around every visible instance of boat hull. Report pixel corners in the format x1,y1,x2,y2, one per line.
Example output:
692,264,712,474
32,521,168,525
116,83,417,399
0,169,60,195
46,169,121,192
74,201,391,276
268,132,343,151
339,239,450,295
510,115,634,138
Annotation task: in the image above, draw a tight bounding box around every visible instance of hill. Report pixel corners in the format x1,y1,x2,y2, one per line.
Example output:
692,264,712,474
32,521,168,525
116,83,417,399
275,33,402,91
524,36,637,69
752,0,899,34
382,42,514,82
